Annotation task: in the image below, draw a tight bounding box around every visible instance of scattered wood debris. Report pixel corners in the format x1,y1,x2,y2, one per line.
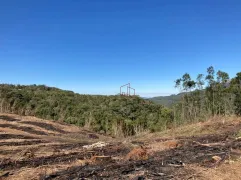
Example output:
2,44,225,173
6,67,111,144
83,141,109,150
0,114,241,179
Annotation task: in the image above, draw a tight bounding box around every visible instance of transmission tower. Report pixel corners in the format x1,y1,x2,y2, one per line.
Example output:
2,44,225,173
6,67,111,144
120,83,136,96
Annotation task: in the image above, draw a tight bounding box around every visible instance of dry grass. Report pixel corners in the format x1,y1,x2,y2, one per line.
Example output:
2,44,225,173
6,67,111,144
134,116,241,143
1,114,241,180
0,113,113,167
185,159,241,180
0,113,82,133
147,139,181,155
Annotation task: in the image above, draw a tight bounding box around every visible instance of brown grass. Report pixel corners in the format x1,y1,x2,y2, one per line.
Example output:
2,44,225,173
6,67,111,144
134,116,241,143
1,114,241,180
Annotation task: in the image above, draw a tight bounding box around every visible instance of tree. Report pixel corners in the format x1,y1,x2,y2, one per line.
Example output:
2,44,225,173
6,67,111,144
182,73,196,92
175,78,182,91
231,72,241,115
196,74,205,90
205,66,216,115
173,66,239,125
0,84,172,136
217,70,229,84
206,66,215,86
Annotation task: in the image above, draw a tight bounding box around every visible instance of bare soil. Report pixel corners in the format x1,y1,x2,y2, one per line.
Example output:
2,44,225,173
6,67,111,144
0,115,21,122
20,121,66,134
0,134,35,140
0,124,48,136
0,114,241,180
0,140,49,147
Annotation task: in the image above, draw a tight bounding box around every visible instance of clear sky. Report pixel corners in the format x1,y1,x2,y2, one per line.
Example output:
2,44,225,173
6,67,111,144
1,0,241,97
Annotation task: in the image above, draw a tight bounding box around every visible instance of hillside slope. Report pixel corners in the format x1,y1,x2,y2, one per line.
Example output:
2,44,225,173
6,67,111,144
147,93,184,107
0,84,172,136
0,114,241,179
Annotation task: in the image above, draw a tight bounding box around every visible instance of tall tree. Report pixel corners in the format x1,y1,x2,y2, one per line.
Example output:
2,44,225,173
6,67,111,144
205,66,216,115
196,74,205,90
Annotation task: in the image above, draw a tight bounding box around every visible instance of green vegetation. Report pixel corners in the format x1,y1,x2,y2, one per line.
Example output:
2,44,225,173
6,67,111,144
0,66,240,137
173,66,241,126
0,84,172,137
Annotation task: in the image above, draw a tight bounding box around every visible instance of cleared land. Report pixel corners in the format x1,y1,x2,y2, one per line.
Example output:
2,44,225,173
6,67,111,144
0,114,241,180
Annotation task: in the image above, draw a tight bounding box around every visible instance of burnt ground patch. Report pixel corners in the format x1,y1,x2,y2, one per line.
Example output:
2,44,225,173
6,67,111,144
0,124,47,136
100,143,130,157
0,136,240,180
42,135,241,180
177,133,229,145
42,145,199,180
155,136,241,169
88,133,99,139
0,134,35,140
0,140,49,147
0,151,94,171
42,156,193,180
20,121,66,134
0,115,20,122
46,142,89,150
0,144,129,172
0,149,19,155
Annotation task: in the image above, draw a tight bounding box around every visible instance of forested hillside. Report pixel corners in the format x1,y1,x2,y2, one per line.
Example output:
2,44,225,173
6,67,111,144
147,93,184,107
0,84,172,137
0,66,240,137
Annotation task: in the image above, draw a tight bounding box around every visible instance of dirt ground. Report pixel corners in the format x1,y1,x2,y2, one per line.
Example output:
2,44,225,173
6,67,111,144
0,114,241,180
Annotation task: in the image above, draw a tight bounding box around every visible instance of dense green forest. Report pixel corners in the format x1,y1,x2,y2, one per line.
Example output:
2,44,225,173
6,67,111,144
0,84,172,136
0,66,240,137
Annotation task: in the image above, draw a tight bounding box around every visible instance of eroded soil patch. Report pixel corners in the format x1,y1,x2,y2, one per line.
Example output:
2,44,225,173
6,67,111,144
0,140,49,147
0,124,48,136
0,134,35,140
0,115,20,122
20,121,66,134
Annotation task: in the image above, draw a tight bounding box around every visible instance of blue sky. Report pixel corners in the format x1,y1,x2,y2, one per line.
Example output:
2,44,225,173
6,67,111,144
1,0,241,97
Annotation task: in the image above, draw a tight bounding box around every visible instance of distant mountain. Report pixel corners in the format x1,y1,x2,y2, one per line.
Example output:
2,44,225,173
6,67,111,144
141,97,150,99
147,93,186,107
